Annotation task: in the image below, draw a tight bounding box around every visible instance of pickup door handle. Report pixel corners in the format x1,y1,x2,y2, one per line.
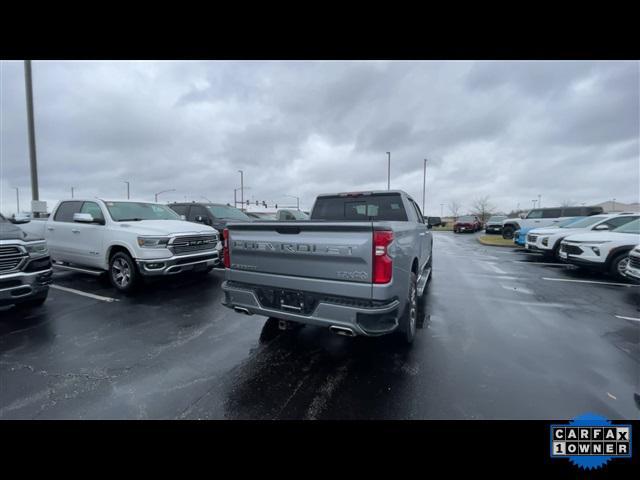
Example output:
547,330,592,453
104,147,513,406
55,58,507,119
71,229,80,233
47,227,54,231
419,233,426,236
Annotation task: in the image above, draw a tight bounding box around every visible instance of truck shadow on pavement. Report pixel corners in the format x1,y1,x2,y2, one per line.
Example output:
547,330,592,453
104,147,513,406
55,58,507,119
216,308,430,420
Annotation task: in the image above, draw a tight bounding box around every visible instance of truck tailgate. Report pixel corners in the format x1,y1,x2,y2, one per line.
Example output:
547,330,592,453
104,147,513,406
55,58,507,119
227,222,374,296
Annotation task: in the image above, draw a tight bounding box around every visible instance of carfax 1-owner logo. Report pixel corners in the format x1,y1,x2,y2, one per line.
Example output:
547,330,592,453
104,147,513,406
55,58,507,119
550,413,632,470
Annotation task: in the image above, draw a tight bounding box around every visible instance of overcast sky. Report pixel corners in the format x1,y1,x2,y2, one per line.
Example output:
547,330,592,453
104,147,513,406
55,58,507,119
1,60,638,216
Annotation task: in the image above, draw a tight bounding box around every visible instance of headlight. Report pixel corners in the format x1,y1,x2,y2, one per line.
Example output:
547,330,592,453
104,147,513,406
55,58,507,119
137,237,170,248
541,237,549,246
25,241,48,257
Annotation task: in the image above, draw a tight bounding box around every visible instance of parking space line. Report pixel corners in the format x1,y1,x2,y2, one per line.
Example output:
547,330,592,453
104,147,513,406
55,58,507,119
50,284,119,302
615,315,640,322
514,261,568,266
541,277,638,287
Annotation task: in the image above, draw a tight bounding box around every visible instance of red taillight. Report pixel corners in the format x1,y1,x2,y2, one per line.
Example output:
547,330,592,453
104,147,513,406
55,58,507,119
373,230,393,284
222,228,231,268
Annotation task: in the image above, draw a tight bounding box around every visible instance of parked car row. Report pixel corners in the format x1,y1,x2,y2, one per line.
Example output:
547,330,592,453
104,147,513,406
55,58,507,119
514,212,639,281
3,191,434,348
453,215,483,233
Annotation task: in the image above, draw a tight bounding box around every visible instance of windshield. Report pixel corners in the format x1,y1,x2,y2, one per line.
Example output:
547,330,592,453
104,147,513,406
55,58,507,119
559,216,603,228
458,216,475,222
105,202,181,222
613,218,640,234
488,216,506,222
207,205,252,221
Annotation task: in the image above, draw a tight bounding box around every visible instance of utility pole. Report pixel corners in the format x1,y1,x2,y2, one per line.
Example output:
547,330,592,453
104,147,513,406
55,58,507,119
238,170,244,211
440,203,444,217
24,61,39,205
612,198,616,212
422,158,428,214
123,181,130,199
386,152,391,190
15,188,20,213
71,187,75,199
538,194,541,209
532,199,537,209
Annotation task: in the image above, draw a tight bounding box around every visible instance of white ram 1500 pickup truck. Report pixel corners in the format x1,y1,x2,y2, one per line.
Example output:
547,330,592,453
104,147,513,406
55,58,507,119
20,199,220,292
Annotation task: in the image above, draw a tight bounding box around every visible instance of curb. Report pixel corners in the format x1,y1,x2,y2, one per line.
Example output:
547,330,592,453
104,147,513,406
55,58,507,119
477,237,516,248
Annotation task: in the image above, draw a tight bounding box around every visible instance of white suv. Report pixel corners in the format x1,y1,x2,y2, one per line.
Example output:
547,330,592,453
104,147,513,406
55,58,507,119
559,218,640,280
526,213,639,258
501,205,603,239
623,244,640,283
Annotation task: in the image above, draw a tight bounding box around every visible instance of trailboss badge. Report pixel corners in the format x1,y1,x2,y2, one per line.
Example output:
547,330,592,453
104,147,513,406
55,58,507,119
550,413,632,470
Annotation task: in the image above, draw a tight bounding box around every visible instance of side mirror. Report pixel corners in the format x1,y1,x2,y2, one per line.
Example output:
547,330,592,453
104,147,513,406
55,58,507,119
593,224,609,231
12,214,31,224
195,215,209,224
73,213,95,223
180,215,186,221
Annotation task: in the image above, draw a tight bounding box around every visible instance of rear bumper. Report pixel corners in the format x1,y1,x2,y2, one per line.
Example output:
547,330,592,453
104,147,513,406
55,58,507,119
485,225,502,233
221,280,401,337
0,268,52,306
136,251,219,276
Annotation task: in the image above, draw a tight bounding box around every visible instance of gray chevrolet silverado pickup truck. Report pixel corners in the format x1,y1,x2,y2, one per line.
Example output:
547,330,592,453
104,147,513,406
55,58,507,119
1,213,53,308
221,190,433,344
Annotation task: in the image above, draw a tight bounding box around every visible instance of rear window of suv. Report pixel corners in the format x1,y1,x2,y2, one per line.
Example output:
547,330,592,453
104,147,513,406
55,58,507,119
311,193,408,221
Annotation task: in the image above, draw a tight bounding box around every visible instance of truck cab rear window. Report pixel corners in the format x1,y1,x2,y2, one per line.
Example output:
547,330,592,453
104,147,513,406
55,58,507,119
311,194,408,221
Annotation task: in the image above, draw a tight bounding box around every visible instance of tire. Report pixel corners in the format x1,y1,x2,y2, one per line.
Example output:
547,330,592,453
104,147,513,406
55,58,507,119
397,272,418,344
502,225,515,239
16,291,48,309
609,252,631,281
109,251,139,292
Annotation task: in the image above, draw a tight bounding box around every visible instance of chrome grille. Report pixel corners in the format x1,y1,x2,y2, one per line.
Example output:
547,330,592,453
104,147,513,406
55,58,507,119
629,255,640,269
170,235,218,255
0,246,22,256
527,235,538,243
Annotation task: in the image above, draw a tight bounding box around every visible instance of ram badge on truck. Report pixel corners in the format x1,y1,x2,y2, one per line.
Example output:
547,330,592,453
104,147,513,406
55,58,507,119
221,190,433,345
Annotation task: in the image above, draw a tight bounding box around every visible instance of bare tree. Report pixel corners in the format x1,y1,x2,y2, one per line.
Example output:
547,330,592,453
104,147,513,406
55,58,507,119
560,199,576,207
471,196,496,223
449,200,462,220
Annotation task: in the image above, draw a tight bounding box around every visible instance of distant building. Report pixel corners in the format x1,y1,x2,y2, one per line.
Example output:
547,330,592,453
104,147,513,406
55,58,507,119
595,200,640,213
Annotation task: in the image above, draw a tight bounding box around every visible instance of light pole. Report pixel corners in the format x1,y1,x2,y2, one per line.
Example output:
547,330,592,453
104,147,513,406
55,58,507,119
24,61,39,204
14,188,20,213
238,170,244,211
531,199,537,209
71,186,75,198
612,198,616,212
386,152,391,190
440,203,444,217
123,181,130,199
154,189,175,203
538,194,541,209
422,158,428,214
283,194,300,210
234,187,251,209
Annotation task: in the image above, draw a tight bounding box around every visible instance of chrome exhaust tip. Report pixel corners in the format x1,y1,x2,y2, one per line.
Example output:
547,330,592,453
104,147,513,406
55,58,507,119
233,307,251,315
329,326,356,337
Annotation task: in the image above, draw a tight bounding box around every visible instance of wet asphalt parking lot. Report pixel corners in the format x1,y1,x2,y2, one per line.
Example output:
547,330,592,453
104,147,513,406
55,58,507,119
1,231,638,419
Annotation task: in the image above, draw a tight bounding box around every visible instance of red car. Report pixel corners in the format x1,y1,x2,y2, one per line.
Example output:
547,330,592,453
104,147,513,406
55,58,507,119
453,215,482,233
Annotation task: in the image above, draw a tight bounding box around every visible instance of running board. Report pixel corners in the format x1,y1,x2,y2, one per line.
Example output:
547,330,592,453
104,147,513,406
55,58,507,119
52,262,103,276
417,267,431,296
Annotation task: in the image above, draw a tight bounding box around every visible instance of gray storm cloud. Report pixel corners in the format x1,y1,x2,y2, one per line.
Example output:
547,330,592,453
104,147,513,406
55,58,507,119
1,60,638,215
